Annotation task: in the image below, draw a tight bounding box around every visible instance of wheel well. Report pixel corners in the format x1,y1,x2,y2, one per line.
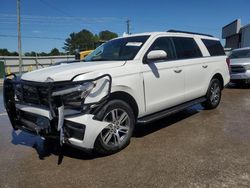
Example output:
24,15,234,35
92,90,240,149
212,73,224,88
109,91,139,118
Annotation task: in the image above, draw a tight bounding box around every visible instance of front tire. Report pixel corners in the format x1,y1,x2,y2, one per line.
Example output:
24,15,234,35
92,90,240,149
94,100,135,155
202,78,222,110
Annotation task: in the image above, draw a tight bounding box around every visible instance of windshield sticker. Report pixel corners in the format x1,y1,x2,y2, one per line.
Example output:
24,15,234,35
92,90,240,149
126,42,143,47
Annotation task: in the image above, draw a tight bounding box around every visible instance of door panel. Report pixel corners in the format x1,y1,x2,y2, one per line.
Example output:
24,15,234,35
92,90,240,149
171,37,208,102
180,59,209,102
141,36,185,115
142,61,185,115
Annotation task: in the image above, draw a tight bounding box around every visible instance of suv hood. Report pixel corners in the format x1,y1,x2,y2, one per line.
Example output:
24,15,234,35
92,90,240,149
21,61,125,82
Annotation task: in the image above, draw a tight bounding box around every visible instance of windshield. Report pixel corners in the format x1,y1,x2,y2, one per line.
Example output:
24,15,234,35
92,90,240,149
84,35,150,61
229,49,250,59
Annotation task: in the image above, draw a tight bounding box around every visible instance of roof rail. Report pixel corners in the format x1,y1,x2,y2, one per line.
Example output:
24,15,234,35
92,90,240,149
167,29,214,37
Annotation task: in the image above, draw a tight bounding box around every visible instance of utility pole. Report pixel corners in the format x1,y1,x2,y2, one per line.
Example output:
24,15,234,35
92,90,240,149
126,19,130,35
17,0,23,74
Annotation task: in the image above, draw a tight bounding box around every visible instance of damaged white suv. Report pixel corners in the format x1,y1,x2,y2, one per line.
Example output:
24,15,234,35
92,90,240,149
4,30,230,154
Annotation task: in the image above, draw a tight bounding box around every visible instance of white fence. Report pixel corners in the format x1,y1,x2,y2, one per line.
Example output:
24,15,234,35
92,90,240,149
0,55,75,75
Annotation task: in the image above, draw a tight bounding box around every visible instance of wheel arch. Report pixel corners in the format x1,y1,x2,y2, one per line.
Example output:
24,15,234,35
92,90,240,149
108,91,139,119
211,73,224,88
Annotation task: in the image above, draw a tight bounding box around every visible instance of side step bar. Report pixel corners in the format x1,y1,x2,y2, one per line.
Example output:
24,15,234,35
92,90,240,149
137,97,206,124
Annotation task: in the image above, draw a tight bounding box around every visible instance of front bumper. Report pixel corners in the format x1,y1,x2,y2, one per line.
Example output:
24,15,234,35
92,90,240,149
3,74,112,149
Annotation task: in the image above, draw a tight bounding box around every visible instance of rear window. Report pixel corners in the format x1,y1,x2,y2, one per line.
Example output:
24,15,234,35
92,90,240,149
202,39,225,56
172,37,202,59
229,49,250,59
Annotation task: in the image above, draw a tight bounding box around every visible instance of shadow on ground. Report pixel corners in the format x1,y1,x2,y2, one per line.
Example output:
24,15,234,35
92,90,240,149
227,82,250,89
11,105,202,164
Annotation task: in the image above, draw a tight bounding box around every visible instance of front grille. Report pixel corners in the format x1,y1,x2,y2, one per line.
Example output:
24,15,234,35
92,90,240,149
230,65,246,74
15,83,51,107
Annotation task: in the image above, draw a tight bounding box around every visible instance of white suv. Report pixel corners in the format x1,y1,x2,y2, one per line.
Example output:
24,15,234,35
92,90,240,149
4,30,230,154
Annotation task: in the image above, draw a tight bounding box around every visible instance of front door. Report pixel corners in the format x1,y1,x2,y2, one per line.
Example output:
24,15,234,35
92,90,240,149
141,37,185,115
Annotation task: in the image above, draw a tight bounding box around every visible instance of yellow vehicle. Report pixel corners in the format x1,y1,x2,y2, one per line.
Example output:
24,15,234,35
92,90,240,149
75,50,93,60
75,41,106,60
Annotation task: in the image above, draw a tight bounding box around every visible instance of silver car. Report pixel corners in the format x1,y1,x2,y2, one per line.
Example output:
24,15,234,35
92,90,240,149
229,47,250,84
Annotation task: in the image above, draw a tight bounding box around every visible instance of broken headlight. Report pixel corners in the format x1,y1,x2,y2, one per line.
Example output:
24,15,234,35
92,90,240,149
52,81,96,111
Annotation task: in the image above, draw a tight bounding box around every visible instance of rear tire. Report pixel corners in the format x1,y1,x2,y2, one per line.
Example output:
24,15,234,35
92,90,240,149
202,78,222,110
94,100,135,155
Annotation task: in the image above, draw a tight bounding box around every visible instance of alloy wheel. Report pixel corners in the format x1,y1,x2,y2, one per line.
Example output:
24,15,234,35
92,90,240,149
101,108,130,147
210,82,221,106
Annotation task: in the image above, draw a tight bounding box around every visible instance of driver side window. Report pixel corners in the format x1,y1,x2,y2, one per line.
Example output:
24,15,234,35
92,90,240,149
149,37,176,60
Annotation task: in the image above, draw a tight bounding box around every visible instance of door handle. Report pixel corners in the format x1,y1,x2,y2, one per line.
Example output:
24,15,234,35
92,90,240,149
174,69,182,73
202,65,208,68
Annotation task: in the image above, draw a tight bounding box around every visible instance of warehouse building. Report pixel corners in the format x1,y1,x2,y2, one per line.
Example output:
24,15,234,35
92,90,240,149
222,19,250,49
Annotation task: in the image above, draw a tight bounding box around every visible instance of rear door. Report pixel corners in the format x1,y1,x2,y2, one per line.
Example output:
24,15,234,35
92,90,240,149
172,37,207,102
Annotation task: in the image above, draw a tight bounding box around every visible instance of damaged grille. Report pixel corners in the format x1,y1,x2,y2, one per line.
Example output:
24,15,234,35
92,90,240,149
15,83,51,107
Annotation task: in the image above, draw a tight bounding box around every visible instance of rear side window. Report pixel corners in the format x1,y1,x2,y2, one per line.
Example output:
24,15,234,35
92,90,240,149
149,37,176,60
202,39,225,56
172,37,202,59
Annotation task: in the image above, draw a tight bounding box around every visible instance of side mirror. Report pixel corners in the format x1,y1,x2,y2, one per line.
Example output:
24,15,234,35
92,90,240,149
147,50,167,61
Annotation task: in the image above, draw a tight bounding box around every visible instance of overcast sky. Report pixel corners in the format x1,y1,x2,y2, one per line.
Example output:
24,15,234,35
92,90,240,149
0,0,250,53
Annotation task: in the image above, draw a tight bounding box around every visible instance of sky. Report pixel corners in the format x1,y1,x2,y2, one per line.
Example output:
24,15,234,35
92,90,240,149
0,0,250,53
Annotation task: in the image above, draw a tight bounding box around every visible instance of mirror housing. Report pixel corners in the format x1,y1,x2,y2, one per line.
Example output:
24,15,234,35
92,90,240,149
147,50,167,61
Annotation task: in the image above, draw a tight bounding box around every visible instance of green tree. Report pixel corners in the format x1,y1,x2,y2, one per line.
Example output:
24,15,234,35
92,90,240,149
93,34,100,43
25,51,37,56
0,48,10,56
50,48,60,56
99,30,118,41
38,52,48,56
9,51,19,56
63,29,94,54
0,48,19,56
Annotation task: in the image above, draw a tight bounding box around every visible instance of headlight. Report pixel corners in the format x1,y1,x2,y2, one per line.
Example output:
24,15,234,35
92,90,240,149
52,82,95,97
52,81,96,110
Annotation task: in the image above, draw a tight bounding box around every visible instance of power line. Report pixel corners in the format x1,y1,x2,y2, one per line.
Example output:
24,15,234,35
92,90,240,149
38,0,73,17
0,34,65,41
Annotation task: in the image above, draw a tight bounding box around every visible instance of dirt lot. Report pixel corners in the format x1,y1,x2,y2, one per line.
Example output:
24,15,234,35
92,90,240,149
0,85,250,188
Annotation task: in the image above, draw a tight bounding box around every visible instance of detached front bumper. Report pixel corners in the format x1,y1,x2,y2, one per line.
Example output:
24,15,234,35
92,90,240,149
3,74,112,149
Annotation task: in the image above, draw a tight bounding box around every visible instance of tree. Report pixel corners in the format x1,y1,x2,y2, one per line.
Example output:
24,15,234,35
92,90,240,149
63,29,95,54
39,52,48,56
25,51,37,56
0,48,10,56
10,51,19,56
99,30,118,41
93,34,100,43
50,48,60,56
0,48,18,56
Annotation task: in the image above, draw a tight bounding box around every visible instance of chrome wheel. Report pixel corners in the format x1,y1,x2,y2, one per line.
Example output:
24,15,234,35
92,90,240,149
101,108,130,147
210,82,221,105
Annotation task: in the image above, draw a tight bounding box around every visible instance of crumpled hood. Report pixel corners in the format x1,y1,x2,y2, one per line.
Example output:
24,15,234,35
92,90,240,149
21,61,125,82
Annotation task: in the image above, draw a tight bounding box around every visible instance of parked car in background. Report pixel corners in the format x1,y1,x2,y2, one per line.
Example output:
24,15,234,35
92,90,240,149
4,30,230,155
229,47,250,85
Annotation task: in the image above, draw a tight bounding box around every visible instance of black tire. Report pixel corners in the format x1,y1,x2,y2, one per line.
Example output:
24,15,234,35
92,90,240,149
202,78,222,110
94,99,135,155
